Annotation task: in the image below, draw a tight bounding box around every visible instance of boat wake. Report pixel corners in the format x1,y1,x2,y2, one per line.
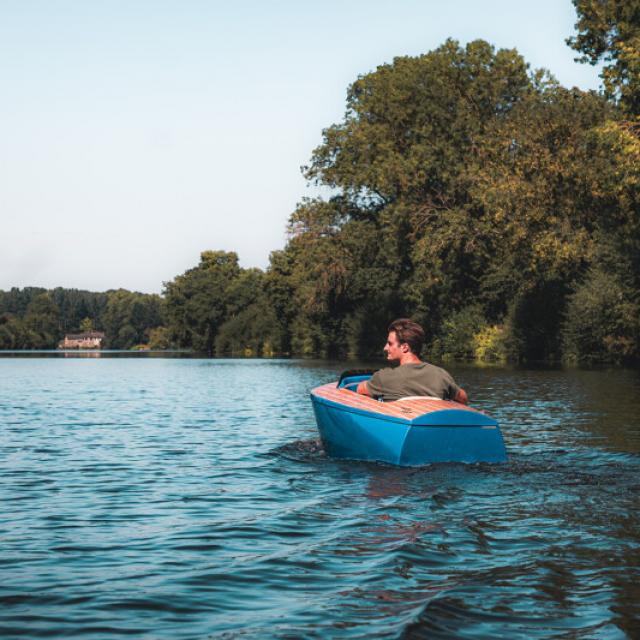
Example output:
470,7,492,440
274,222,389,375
271,438,327,463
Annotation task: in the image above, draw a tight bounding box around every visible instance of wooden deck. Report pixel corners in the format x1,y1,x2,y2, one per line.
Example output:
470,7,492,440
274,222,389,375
311,382,485,421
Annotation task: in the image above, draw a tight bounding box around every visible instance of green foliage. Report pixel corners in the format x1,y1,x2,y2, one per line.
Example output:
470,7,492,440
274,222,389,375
163,251,286,357
473,325,508,362
435,305,487,361
0,287,47,317
305,39,530,206
0,287,111,340
24,293,61,348
102,290,165,350
0,314,30,349
562,268,639,363
0,292,61,349
568,0,640,114
215,268,284,356
49,288,108,333
283,38,630,362
0,286,167,351
4,25,640,364
263,249,298,354
284,196,403,357
147,326,171,350
505,282,571,362
431,308,508,362
163,250,241,355
215,302,283,356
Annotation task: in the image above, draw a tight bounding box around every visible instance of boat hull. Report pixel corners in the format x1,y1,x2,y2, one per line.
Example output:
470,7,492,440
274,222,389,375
310,377,506,466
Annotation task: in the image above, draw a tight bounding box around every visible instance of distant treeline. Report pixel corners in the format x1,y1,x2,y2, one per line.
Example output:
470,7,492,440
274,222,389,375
0,288,166,350
3,1,639,364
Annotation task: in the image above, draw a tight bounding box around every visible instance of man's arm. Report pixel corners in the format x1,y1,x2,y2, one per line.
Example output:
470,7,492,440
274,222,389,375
454,387,468,404
357,380,371,396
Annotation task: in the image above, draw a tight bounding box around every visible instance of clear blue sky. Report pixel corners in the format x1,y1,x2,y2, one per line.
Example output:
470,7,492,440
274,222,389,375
0,0,602,293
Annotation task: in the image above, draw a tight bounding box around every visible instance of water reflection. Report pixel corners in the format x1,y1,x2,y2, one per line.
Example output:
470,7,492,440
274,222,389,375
63,350,102,358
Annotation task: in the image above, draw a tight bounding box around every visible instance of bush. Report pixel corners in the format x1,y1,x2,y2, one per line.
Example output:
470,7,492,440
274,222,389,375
437,305,486,360
473,324,508,362
147,326,171,350
562,269,639,364
215,303,284,357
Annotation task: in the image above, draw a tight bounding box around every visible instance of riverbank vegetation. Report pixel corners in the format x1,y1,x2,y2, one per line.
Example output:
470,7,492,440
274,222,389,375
2,0,638,364
0,288,165,351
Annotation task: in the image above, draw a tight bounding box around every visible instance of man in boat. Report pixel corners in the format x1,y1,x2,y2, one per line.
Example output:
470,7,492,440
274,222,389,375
356,318,468,404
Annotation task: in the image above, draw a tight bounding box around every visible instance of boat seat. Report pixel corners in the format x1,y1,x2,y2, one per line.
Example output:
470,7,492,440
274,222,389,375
397,395,441,401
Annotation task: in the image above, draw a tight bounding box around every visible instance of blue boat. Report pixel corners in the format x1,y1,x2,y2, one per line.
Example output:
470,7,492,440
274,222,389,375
310,371,506,466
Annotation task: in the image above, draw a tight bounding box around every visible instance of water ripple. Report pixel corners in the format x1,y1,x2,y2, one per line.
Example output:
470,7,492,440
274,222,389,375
0,359,638,638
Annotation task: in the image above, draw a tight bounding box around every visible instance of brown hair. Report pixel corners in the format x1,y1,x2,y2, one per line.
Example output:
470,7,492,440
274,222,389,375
388,318,425,356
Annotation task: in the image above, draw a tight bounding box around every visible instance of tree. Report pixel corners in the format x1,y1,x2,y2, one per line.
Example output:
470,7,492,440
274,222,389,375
467,82,612,358
102,289,165,349
24,293,61,348
49,288,108,333
562,267,638,363
264,249,298,354
0,287,47,317
214,268,284,356
0,286,175,352
305,39,530,208
285,197,406,356
287,40,535,356
147,326,171,350
278,36,637,362
568,0,640,115
0,314,28,349
164,251,241,355
566,1,640,363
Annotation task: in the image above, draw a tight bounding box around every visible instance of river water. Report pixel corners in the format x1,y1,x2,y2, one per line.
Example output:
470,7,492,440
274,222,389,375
1,357,639,639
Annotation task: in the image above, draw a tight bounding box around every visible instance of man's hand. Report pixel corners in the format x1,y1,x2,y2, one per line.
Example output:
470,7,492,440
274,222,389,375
357,380,370,396
454,388,468,404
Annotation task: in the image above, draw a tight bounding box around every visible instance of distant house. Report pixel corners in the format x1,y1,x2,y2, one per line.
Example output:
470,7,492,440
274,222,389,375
58,331,105,350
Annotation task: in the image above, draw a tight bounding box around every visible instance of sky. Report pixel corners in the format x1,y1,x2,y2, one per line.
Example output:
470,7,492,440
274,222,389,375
0,0,603,294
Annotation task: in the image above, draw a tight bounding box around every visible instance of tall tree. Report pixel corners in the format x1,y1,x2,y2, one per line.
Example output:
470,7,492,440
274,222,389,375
467,82,612,358
215,268,284,356
566,1,640,362
164,251,240,355
288,40,534,355
102,290,165,349
305,39,531,208
0,315,28,349
24,293,61,348
568,0,640,115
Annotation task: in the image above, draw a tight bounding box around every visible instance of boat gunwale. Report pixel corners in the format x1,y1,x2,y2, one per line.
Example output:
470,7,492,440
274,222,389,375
310,385,498,428
311,392,413,426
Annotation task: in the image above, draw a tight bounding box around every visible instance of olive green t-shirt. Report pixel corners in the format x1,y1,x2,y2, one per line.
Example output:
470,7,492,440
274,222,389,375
366,362,460,402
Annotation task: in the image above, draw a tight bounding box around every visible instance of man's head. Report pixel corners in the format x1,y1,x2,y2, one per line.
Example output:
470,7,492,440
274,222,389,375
384,318,425,362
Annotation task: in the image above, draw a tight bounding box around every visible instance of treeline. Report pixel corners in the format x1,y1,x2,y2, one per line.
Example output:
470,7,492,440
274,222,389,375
4,1,640,363
276,33,640,365
0,287,166,350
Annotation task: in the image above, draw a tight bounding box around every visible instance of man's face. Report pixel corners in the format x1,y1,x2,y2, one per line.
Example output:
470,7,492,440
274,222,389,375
383,331,406,362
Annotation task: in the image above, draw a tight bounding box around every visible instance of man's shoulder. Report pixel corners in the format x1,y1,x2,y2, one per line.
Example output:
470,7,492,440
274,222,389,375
370,367,395,381
373,363,429,380
414,361,450,375
370,362,453,383
373,364,419,376
368,366,406,389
